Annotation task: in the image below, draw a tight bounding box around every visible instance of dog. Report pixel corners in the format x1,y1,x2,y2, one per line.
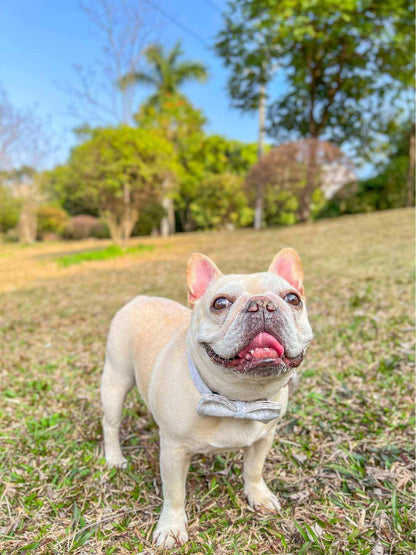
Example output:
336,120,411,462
101,248,313,548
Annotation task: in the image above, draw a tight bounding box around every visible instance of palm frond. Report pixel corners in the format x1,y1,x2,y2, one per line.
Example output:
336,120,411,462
175,62,208,86
168,41,184,66
118,71,157,90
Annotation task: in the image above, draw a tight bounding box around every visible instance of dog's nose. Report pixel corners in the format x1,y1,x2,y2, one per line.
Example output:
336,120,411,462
246,297,277,313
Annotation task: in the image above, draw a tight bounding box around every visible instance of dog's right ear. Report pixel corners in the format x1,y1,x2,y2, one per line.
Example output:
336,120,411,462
187,253,222,307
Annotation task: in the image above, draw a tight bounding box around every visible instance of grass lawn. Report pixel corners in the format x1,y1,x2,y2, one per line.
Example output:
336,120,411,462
0,208,414,554
55,244,154,268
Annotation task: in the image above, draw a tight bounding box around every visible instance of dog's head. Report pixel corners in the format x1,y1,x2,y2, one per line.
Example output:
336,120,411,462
187,249,313,382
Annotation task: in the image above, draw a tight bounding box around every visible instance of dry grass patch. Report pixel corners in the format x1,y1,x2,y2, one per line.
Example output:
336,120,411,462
0,208,414,554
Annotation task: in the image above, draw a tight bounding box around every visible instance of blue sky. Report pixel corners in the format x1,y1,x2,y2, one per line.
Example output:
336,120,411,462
0,0,287,168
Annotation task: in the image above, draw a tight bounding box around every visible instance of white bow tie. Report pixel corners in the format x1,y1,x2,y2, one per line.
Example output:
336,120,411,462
188,353,285,423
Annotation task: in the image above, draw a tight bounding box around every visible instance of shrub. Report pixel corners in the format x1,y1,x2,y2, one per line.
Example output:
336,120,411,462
0,184,21,233
37,205,69,239
63,215,106,240
90,221,110,239
190,174,253,230
133,204,165,236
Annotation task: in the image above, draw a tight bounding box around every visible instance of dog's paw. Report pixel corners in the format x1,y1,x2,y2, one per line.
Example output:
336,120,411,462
105,455,127,469
153,515,188,548
244,481,281,512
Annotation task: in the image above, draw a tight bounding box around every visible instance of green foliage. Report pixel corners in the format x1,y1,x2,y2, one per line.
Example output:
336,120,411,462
36,205,69,238
263,190,298,226
133,83,258,231
320,165,408,217
0,184,20,232
70,126,177,203
68,126,178,241
119,41,208,99
215,1,280,111
39,165,99,217
133,204,165,236
135,92,206,142
216,0,414,159
190,173,253,230
264,185,326,226
319,121,414,217
176,135,257,230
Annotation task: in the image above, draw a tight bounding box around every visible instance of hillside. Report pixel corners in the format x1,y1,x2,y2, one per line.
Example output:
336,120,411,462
0,208,414,553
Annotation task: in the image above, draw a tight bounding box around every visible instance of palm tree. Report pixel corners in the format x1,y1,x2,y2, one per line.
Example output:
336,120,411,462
119,41,207,236
119,41,208,102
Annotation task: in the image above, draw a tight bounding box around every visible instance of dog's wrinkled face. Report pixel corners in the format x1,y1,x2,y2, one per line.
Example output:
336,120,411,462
187,249,313,378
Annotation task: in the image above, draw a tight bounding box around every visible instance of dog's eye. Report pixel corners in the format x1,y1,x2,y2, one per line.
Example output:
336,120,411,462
284,293,302,307
213,297,232,310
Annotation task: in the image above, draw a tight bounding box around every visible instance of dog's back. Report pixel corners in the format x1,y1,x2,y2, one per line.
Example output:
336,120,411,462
105,295,190,403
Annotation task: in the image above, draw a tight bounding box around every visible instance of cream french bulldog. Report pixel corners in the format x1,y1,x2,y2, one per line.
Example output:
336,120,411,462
101,248,313,548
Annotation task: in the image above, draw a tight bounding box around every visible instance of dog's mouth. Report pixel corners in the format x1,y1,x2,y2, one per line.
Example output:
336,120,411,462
204,332,304,375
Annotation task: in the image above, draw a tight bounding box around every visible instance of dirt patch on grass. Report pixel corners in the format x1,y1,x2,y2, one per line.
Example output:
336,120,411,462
0,208,414,553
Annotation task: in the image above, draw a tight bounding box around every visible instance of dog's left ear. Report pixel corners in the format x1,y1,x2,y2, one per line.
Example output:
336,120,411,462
187,253,223,307
268,248,304,296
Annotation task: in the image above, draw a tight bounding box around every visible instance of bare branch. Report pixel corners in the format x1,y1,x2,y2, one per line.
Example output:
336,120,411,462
63,0,161,125
0,85,53,171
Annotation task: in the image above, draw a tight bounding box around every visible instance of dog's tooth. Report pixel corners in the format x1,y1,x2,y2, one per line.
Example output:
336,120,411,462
250,350,254,355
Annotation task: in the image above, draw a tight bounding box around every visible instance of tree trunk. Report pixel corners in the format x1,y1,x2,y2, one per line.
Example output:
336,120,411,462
18,200,37,243
120,183,139,243
254,84,266,230
121,207,139,243
160,176,174,236
167,196,175,234
299,138,318,223
105,213,123,244
406,123,415,206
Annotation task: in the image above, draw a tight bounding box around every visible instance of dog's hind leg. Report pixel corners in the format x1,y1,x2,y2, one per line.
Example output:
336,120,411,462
101,354,135,468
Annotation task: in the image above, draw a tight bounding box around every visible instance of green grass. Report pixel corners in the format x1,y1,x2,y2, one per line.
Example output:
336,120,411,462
0,208,414,554
55,243,154,267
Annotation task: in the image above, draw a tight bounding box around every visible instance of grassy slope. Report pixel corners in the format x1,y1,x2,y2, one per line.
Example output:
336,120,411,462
0,208,414,554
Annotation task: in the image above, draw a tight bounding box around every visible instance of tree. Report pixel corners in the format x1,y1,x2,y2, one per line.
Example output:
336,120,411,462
6,166,42,243
216,0,415,222
0,83,54,242
246,139,354,223
135,91,206,234
135,91,206,142
175,134,257,231
68,127,178,243
119,41,208,235
375,1,415,206
119,41,208,102
215,2,280,229
66,0,160,125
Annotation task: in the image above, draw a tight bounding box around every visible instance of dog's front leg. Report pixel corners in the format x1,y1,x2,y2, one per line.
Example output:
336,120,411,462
153,437,191,548
243,426,281,512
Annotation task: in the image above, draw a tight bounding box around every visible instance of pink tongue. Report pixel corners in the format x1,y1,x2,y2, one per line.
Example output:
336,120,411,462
239,332,284,358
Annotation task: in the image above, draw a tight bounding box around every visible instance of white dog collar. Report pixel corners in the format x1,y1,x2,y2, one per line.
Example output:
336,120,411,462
188,353,284,423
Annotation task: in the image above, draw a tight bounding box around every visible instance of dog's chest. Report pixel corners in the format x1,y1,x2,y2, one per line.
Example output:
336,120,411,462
193,419,272,453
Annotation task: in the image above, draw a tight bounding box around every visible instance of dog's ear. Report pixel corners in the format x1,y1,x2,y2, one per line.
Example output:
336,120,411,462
187,253,222,307
268,248,304,296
